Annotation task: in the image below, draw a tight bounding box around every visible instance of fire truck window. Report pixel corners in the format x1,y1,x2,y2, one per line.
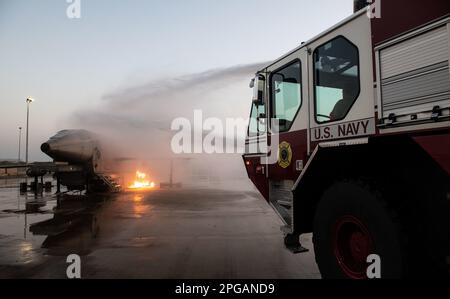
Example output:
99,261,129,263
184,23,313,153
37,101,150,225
270,61,302,132
248,102,266,136
314,36,360,123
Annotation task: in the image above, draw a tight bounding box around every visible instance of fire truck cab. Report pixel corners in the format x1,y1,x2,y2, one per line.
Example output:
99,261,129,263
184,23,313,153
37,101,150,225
244,0,450,278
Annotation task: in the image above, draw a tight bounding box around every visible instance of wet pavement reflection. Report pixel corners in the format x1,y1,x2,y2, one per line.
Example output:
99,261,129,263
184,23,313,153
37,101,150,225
0,177,320,279
0,178,111,271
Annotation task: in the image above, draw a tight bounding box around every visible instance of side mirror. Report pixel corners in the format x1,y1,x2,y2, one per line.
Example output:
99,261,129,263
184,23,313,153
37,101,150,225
252,74,265,106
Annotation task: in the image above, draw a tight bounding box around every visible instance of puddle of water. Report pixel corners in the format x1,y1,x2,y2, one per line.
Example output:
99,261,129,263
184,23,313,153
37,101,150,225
0,178,113,264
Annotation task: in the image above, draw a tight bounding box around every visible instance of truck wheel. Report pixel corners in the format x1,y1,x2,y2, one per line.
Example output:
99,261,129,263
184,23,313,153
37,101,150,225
313,181,405,279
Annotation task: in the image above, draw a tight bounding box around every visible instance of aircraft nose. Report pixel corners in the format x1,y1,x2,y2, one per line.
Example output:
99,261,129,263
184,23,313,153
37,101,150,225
41,142,51,153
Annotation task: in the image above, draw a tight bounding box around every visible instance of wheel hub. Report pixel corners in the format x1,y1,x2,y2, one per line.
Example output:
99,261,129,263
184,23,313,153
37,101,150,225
333,215,374,279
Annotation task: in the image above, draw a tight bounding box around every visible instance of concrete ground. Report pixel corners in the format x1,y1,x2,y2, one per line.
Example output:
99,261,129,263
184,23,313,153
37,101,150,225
0,181,320,279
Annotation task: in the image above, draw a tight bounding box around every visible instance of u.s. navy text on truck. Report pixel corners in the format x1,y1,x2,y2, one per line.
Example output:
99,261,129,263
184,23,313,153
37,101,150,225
312,118,375,141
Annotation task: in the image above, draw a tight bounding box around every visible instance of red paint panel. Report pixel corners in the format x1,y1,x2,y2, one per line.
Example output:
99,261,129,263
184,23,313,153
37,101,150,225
371,0,450,46
268,129,308,181
414,133,450,174
243,155,269,201
243,129,308,199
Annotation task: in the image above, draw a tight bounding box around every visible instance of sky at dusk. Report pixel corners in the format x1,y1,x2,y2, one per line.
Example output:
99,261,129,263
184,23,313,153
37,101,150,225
0,0,352,161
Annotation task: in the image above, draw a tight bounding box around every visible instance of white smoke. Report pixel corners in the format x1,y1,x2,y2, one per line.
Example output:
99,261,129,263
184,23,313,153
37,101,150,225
71,62,267,189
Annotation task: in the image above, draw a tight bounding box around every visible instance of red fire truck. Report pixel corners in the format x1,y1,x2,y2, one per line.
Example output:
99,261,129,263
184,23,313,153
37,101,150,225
244,0,450,278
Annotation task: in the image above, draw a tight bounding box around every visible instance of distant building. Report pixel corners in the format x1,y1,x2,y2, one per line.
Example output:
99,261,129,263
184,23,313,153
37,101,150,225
0,160,27,177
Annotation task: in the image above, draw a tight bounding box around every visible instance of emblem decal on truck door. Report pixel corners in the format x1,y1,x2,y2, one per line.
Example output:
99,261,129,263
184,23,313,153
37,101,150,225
278,142,293,169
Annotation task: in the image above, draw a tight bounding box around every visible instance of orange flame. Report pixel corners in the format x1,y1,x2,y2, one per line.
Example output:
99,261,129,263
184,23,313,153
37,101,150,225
128,170,156,190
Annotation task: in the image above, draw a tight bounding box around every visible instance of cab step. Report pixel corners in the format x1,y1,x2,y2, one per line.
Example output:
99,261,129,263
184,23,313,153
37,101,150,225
286,244,309,254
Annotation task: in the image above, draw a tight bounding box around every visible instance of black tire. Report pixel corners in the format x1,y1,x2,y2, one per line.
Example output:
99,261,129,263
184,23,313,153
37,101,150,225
313,181,405,279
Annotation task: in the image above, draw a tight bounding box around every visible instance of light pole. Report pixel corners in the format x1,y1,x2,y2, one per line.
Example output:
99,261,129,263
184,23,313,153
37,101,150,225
18,127,22,163
25,97,34,165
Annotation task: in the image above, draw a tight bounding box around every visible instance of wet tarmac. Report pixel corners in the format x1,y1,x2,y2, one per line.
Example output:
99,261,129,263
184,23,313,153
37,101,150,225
0,178,320,279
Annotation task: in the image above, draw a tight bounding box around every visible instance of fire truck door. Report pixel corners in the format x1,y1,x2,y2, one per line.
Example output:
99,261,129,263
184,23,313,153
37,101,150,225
266,50,310,227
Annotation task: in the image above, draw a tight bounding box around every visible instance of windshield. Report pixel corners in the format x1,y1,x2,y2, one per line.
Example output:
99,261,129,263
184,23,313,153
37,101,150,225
248,102,266,137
